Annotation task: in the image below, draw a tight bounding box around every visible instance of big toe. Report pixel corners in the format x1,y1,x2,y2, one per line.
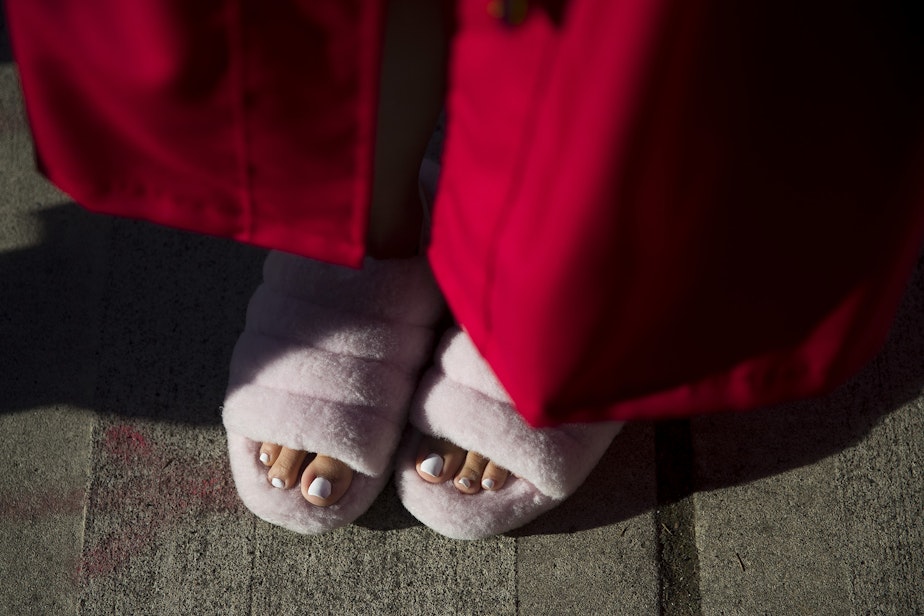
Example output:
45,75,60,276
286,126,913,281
415,437,466,484
301,455,353,507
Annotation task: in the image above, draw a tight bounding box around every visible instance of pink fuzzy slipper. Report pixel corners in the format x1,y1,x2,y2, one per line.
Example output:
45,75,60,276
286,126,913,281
223,251,443,534
395,327,624,540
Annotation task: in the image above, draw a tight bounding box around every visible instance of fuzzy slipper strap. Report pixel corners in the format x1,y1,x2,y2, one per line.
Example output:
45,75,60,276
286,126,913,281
224,252,443,477
409,328,623,499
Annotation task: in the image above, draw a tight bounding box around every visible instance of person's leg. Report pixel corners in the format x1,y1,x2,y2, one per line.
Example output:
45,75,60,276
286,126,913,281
373,0,512,498
365,0,448,259
255,0,498,506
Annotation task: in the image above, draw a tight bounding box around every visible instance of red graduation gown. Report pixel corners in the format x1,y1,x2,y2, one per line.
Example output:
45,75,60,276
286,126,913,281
8,0,924,427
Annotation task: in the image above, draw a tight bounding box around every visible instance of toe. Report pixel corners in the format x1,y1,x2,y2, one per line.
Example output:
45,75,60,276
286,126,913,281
267,446,308,489
454,451,489,494
480,460,510,491
258,443,282,467
301,455,353,506
415,437,466,484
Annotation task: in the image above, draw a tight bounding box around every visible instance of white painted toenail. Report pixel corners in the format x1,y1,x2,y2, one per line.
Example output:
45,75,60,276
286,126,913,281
271,477,285,489
482,478,496,490
308,477,332,499
420,453,443,477
457,477,472,489
259,452,270,464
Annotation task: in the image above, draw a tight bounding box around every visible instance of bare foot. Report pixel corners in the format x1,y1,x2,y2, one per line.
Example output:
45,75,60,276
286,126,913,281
414,436,510,494
258,443,353,507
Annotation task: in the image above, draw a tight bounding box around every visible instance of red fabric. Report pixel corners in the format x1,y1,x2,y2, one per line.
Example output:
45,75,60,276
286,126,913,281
7,0,384,266
432,1,924,426
7,0,924,427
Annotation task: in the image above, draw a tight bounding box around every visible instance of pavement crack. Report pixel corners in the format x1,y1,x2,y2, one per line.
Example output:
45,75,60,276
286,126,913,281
655,419,702,616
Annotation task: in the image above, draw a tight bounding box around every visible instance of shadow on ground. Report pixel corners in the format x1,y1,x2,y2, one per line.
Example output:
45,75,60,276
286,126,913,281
0,203,264,424
2,200,921,536
687,254,923,493
0,1,10,64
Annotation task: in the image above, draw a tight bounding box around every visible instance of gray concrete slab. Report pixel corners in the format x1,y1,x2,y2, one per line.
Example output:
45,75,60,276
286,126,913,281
835,257,924,616
691,259,924,616
73,217,266,614
76,418,658,615
0,62,104,614
837,395,924,616
516,422,660,615
0,409,96,615
77,418,256,615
